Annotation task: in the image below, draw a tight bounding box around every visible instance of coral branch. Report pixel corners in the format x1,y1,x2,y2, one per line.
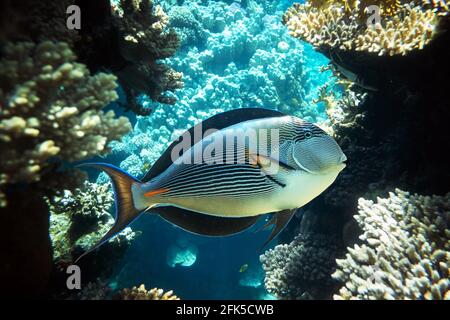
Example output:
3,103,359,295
0,41,131,206
283,1,447,56
333,190,449,300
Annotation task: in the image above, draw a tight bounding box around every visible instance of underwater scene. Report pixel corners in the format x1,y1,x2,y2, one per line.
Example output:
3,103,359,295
0,0,449,302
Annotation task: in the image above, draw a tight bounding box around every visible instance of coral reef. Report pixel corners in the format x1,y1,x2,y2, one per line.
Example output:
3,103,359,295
47,181,137,262
278,0,450,301
104,0,336,178
332,190,449,300
1,0,183,115
168,5,208,47
166,237,198,267
0,41,130,207
239,266,265,288
115,284,180,300
260,233,340,300
0,39,130,297
0,0,180,297
68,280,114,300
283,1,448,56
112,0,183,114
280,0,450,211
68,281,179,300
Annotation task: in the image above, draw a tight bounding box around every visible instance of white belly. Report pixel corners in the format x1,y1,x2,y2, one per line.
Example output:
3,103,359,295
157,167,342,218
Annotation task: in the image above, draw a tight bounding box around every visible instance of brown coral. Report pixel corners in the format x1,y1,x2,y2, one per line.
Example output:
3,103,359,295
69,282,180,300
115,284,180,300
283,1,445,56
0,41,131,206
112,0,183,114
48,181,138,262
0,0,183,116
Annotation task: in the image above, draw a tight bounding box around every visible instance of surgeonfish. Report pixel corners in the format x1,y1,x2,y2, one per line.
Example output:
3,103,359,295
75,108,346,262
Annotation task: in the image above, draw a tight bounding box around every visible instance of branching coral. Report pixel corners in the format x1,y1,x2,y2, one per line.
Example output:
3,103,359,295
0,41,131,206
1,0,184,116
168,5,208,47
421,0,450,14
115,284,180,300
69,281,179,300
283,1,446,56
48,181,137,262
113,0,183,114
314,82,368,136
332,189,449,300
260,233,340,299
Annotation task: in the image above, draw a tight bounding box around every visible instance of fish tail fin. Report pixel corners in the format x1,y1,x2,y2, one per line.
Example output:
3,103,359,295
74,162,143,263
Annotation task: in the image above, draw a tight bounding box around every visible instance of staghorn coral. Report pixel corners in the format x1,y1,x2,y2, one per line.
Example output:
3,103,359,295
332,189,450,300
0,41,131,207
68,281,179,300
115,284,180,300
48,181,137,262
421,0,450,14
113,0,183,114
283,1,445,56
260,233,340,300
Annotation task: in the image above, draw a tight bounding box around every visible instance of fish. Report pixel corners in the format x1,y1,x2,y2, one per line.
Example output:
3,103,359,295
239,264,249,273
75,108,346,262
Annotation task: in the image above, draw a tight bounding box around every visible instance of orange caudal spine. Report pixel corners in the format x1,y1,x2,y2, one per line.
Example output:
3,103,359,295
144,188,170,198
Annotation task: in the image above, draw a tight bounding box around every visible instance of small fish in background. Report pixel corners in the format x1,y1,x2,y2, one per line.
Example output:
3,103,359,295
141,162,152,172
75,108,346,262
239,264,249,273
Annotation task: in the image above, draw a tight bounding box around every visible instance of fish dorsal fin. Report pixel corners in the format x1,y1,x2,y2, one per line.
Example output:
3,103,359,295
149,206,260,236
142,108,285,182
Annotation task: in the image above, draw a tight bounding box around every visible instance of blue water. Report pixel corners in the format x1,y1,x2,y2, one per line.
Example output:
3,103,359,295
101,0,337,299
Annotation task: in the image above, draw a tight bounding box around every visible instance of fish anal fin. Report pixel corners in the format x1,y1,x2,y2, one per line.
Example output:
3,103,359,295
150,206,260,237
253,214,277,233
261,209,296,249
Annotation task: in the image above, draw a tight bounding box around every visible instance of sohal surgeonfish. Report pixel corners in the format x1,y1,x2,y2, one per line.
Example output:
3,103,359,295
75,108,346,262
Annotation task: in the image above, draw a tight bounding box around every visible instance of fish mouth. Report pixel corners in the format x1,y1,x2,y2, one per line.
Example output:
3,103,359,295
336,162,346,171
336,154,347,171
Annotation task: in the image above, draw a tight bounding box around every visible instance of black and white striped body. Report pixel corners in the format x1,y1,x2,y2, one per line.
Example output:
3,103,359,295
132,116,345,217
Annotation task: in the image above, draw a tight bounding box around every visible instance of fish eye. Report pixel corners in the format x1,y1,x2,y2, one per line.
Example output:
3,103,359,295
304,130,312,139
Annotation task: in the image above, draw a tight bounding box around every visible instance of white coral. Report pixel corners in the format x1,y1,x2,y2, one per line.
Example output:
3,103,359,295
333,189,450,300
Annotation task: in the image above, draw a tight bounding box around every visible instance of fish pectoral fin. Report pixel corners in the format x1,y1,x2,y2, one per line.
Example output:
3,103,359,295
248,153,293,175
248,153,292,188
260,209,296,249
